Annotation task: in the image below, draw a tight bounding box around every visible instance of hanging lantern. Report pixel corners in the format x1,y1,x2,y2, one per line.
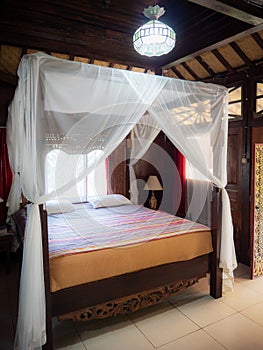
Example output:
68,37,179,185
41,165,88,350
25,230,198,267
133,5,176,57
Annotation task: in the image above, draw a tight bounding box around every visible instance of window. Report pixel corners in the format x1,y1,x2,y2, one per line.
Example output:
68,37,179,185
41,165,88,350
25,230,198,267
45,149,107,202
255,80,263,117
228,85,242,121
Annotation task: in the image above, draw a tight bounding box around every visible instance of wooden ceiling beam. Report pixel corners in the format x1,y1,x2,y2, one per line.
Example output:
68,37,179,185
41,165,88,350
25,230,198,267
229,42,254,66
181,62,200,80
252,32,263,50
170,67,185,80
162,23,263,70
203,61,263,84
186,0,263,25
211,49,235,73
154,68,162,76
195,56,216,76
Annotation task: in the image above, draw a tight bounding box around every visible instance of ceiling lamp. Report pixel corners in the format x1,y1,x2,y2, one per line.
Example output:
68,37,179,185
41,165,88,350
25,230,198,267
133,5,176,57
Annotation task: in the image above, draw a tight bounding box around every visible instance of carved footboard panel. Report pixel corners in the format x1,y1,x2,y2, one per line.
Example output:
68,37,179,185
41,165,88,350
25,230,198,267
59,278,200,322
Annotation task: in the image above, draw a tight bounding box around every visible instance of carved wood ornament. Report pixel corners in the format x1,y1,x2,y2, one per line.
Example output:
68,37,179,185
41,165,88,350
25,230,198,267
59,277,200,322
253,144,263,278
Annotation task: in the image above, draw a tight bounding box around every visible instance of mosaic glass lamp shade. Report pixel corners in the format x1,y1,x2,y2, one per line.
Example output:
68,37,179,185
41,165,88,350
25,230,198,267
133,5,176,57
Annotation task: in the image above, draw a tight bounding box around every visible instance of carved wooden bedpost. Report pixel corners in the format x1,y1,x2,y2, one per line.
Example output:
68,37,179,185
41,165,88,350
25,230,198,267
39,204,54,350
210,187,223,298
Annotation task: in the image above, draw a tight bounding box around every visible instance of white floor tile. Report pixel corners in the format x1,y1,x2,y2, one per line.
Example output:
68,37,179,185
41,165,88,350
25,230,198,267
178,295,236,327
238,275,263,295
241,300,263,327
157,329,226,350
53,319,85,350
196,275,210,292
77,316,154,350
234,273,251,284
169,284,208,308
55,342,86,350
221,281,263,311
204,313,263,350
129,302,199,348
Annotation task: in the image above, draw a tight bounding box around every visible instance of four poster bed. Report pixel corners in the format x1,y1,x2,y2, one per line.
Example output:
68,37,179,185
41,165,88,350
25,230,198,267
7,53,237,350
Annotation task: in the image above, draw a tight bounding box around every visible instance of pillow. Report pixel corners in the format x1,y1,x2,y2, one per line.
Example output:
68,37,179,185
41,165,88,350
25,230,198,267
46,199,75,215
88,194,132,209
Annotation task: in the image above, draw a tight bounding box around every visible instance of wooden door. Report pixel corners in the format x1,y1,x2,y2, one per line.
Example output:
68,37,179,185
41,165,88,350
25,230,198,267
226,126,243,260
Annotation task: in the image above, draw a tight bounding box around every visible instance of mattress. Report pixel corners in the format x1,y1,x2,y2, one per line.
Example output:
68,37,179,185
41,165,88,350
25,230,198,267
48,204,212,292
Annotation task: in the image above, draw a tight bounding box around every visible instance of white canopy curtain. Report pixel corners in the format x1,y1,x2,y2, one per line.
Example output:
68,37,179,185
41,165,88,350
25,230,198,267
129,113,161,204
6,52,237,350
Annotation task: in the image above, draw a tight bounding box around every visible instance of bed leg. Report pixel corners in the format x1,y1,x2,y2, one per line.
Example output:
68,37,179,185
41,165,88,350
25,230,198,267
43,310,53,350
40,204,54,350
209,257,222,298
210,187,222,298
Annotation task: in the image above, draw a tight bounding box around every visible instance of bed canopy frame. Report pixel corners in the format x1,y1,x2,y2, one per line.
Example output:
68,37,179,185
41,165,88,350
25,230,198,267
6,52,237,350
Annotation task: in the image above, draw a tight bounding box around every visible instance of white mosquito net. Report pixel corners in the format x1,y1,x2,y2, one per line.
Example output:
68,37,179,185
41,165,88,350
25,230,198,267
7,52,237,350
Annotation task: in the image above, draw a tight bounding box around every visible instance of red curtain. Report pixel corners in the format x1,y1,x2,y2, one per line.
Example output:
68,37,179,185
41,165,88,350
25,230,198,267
0,128,13,224
174,149,186,216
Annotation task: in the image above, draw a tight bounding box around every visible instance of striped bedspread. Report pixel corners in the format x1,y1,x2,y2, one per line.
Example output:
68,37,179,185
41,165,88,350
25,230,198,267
48,204,210,259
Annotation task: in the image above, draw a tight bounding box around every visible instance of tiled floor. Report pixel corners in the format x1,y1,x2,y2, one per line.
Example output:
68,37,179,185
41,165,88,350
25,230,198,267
2,260,263,350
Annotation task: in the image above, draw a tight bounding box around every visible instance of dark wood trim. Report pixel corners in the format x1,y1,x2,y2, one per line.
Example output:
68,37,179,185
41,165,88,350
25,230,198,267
203,63,263,84
211,49,235,73
195,56,215,76
186,0,263,25
40,205,53,350
20,47,27,60
251,32,263,51
209,187,223,298
170,67,185,80
229,42,254,67
181,62,200,80
154,67,162,76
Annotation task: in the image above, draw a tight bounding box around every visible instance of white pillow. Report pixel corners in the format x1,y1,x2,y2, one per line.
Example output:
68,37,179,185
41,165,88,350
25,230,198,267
88,194,132,209
46,199,75,215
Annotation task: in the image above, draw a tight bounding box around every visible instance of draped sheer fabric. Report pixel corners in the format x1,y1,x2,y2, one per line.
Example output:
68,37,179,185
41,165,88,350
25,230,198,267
129,113,160,204
7,52,237,350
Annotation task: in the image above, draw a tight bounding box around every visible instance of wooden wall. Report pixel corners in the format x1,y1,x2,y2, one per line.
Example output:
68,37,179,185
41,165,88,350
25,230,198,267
0,82,15,126
225,69,263,266
108,132,182,214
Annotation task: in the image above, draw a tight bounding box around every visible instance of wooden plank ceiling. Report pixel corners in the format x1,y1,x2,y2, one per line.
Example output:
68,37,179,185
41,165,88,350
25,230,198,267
0,0,262,85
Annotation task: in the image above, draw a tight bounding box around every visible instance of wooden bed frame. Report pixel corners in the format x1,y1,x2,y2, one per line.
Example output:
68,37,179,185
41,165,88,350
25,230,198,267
40,187,222,350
